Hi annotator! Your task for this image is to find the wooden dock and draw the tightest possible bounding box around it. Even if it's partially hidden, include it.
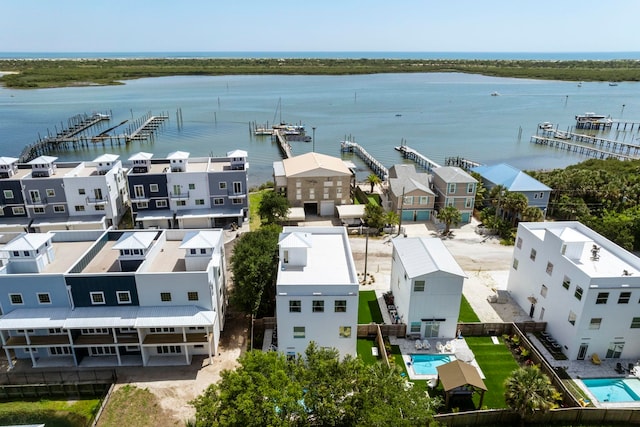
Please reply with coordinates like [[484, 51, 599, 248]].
[[394, 144, 441, 172], [125, 114, 169, 142], [340, 140, 388, 180], [530, 135, 638, 161], [445, 156, 482, 170], [538, 129, 640, 157], [273, 129, 293, 158], [613, 120, 640, 132]]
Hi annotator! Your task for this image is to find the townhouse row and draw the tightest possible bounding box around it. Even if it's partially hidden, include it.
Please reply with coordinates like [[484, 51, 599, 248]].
[[0, 149, 249, 232], [0, 228, 227, 368]]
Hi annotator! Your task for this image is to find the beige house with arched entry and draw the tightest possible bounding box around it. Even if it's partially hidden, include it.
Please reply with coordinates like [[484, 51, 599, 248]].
[[273, 153, 354, 217]]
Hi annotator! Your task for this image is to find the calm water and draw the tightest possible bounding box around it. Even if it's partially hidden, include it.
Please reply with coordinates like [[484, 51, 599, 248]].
[[1, 72, 639, 186]]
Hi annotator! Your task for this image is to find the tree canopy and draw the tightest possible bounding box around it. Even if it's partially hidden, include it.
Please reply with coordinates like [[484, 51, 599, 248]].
[[258, 190, 290, 224], [363, 202, 385, 232], [190, 343, 440, 427], [504, 366, 560, 427], [229, 225, 281, 316], [438, 205, 462, 235]]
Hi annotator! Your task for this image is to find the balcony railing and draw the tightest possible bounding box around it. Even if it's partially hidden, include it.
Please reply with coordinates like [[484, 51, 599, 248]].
[[170, 191, 189, 200], [86, 196, 108, 205]]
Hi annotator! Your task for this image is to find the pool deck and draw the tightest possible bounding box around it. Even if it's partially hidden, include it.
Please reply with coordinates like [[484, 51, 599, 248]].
[[390, 336, 485, 382]]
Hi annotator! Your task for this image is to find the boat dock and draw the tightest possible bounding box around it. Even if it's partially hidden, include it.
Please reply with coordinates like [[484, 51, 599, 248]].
[[124, 114, 169, 142], [340, 140, 388, 180], [613, 120, 640, 132], [530, 135, 638, 161], [394, 144, 441, 172], [273, 129, 293, 158], [537, 129, 640, 157], [445, 156, 482, 170]]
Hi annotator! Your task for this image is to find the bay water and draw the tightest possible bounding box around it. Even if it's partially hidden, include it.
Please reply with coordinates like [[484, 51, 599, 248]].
[[1, 72, 639, 187]]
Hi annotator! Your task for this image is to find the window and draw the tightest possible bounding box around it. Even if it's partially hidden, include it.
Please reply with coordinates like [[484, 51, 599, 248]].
[[195, 199, 205, 205], [187, 291, 199, 301], [150, 184, 159, 192], [28, 189, 41, 203], [516, 237, 522, 249], [562, 276, 571, 290], [596, 292, 609, 304], [530, 249, 537, 261], [309, 188, 315, 199], [589, 318, 602, 330], [78, 188, 86, 195], [81, 328, 109, 334], [219, 182, 227, 190], [289, 300, 301, 313], [413, 280, 425, 292], [335, 300, 347, 313], [214, 198, 224, 205], [157, 345, 182, 354], [465, 198, 473, 208], [133, 185, 145, 198], [512, 258, 519, 270], [574, 286, 583, 300], [95, 205, 105, 211], [116, 291, 131, 304], [189, 183, 195, 190], [200, 249, 206, 254], [75, 205, 85, 212], [233, 182, 242, 193], [618, 292, 631, 304], [9, 293, 23, 305], [540, 284, 548, 298], [136, 201, 148, 209], [467, 183, 475, 193], [568, 310, 577, 325], [37, 293, 51, 304], [339, 326, 352, 338], [232, 198, 243, 204], [49, 346, 72, 356], [33, 207, 45, 214], [546, 262, 553, 275], [160, 292, 172, 302], [3, 190, 13, 199], [312, 300, 324, 313], [419, 196, 429, 205], [12, 207, 25, 215], [156, 200, 168, 208], [46, 189, 55, 197], [150, 327, 175, 333], [176, 200, 186, 206], [410, 322, 421, 333], [90, 292, 105, 305], [448, 183, 456, 193], [293, 326, 305, 338], [49, 328, 64, 334], [403, 196, 414, 205], [54, 205, 65, 213], [631, 317, 640, 328]]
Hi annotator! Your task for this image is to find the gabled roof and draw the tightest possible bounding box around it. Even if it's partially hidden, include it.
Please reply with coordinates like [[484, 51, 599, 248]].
[[282, 152, 352, 177], [93, 154, 120, 163], [227, 149, 248, 158], [167, 151, 190, 160], [392, 237, 466, 278], [279, 231, 313, 248], [388, 164, 434, 197], [3, 233, 52, 252], [112, 232, 156, 250], [0, 156, 19, 165], [433, 166, 477, 184], [128, 152, 153, 161], [27, 155, 57, 165], [471, 163, 551, 192], [437, 360, 487, 392], [179, 231, 222, 250]]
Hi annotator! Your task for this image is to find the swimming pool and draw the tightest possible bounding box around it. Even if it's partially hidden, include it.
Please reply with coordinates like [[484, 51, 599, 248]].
[[582, 378, 640, 403], [410, 354, 455, 376]]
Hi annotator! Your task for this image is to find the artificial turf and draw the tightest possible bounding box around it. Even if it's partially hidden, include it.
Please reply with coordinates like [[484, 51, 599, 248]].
[[358, 290, 383, 324]]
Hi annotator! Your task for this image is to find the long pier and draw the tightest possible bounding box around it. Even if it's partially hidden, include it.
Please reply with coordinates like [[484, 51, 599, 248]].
[[273, 129, 293, 158], [538, 129, 640, 157], [125, 114, 169, 142], [530, 136, 637, 161], [340, 140, 388, 180], [445, 156, 482, 170], [394, 144, 441, 172]]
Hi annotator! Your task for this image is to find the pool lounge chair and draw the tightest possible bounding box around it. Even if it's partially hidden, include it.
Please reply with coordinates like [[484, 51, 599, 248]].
[[436, 341, 444, 353], [415, 339, 423, 350], [422, 340, 431, 350], [591, 353, 601, 365]]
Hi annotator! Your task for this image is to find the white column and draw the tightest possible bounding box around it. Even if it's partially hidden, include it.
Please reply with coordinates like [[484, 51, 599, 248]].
[[207, 326, 213, 365], [67, 330, 78, 366]]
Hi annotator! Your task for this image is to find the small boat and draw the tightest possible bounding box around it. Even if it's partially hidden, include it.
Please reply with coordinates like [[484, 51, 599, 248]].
[[609, 82, 619, 86], [577, 82, 583, 87], [539, 122, 554, 130], [554, 130, 571, 140], [490, 91, 500, 96]]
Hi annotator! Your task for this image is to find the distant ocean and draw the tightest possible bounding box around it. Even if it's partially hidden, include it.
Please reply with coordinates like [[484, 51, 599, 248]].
[[1, 51, 640, 60]]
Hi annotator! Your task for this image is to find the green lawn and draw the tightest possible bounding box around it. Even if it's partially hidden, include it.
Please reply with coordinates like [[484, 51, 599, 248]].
[[358, 290, 383, 324], [458, 295, 481, 323], [0, 398, 101, 427], [464, 336, 520, 409], [248, 190, 267, 230]]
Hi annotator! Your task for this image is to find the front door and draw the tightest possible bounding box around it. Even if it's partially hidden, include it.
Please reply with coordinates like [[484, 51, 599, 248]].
[[529, 303, 535, 318], [577, 343, 589, 360], [606, 342, 625, 359]]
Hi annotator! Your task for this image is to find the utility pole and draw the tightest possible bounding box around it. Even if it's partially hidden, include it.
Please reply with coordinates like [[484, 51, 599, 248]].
[[362, 227, 369, 284], [397, 186, 405, 237], [312, 127, 316, 152]]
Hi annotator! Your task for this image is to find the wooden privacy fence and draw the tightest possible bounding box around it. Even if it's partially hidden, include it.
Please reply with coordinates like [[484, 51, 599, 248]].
[[358, 323, 406, 338]]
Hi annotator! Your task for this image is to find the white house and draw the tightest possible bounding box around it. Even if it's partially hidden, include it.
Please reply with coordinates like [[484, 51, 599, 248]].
[[390, 238, 466, 339], [507, 221, 640, 361], [275, 227, 358, 358]]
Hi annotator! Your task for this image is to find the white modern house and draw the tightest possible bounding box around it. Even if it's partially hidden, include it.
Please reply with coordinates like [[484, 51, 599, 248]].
[[390, 238, 466, 339], [275, 227, 358, 358], [507, 221, 640, 361]]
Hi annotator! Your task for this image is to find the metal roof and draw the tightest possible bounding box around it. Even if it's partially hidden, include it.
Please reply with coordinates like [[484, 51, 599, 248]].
[[179, 230, 222, 249], [433, 166, 477, 183], [471, 163, 551, 192], [92, 154, 120, 163], [393, 237, 466, 278], [128, 152, 153, 161], [135, 305, 216, 328], [113, 232, 156, 250], [64, 306, 138, 329], [279, 231, 313, 248], [0, 156, 18, 165], [336, 204, 366, 219], [3, 233, 52, 252], [167, 151, 190, 159], [227, 149, 247, 158], [282, 152, 352, 177], [28, 155, 57, 165], [0, 307, 69, 330]]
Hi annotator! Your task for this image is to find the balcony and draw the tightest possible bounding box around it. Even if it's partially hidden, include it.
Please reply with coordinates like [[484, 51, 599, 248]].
[[86, 196, 108, 205], [170, 191, 189, 200]]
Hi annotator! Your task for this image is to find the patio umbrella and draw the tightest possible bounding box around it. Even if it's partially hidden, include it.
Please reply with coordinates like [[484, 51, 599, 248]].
[[455, 348, 475, 363]]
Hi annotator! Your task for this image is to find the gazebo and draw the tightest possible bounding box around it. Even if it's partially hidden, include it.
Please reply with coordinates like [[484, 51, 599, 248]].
[[436, 360, 487, 409]]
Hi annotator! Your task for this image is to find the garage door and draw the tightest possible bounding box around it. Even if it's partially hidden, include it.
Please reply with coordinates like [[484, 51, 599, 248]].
[[401, 210, 414, 221], [181, 217, 211, 229], [320, 200, 335, 216], [415, 210, 430, 221], [461, 212, 471, 223]]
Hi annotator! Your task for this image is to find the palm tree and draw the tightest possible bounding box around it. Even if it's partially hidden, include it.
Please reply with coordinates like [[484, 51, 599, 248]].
[[504, 366, 559, 427], [502, 192, 528, 226], [365, 174, 381, 193], [384, 211, 399, 232], [438, 205, 461, 235], [522, 206, 544, 222]]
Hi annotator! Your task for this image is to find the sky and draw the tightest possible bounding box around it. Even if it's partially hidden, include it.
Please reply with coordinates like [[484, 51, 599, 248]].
[[1, 0, 639, 53]]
